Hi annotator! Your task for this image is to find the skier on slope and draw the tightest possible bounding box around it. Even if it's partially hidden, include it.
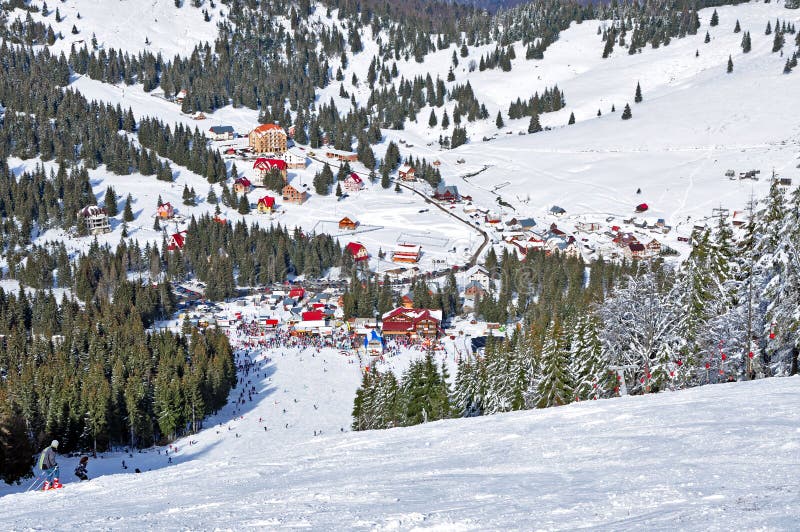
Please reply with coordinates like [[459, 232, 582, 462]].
[[74, 456, 89, 481], [38, 440, 61, 490]]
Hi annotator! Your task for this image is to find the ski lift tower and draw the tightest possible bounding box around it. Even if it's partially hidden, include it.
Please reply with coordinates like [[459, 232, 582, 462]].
[[608, 364, 638, 396]]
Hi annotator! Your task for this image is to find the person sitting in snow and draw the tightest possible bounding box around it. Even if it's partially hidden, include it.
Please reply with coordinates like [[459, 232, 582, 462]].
[[75, 456, 89, 481]]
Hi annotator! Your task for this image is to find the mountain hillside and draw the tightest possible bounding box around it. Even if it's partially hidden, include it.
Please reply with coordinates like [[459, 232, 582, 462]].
[[1, 1, 800, 527]]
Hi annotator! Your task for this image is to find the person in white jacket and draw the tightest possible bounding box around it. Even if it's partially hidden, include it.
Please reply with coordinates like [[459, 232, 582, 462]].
[[37, 440, 60, 489]]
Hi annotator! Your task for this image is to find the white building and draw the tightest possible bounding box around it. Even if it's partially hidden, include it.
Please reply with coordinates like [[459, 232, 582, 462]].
[[465, 265, 491, 290], [77, 206, 111, 235]]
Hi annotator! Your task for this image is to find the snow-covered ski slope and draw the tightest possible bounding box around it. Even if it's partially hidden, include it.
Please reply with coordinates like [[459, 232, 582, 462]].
[[9, 0, 224, 58], [1, 337, 798, 531]]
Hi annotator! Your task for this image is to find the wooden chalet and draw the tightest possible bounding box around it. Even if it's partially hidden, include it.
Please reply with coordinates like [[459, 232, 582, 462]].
[[324, 149, 358, 162], [645, 239, 662, 256], [338, 217, 358, 230], [464, 281, 486, 300], [398, 164, 416, 181], [392, 243, 421, 263], [380, 308, 442, 338]]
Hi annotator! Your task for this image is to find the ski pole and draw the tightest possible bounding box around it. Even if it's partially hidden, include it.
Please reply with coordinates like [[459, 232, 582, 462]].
[[26, 476, 44, 492]]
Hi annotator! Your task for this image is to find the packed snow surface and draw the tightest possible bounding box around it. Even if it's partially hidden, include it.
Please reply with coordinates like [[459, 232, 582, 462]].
[[12, 0, 224, 57], [1, 329, 798, 530]]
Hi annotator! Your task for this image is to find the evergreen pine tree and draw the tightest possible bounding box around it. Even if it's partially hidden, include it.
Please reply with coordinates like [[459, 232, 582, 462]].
[[535, 322, 573, 408], [741, 32, 752, 53], [495, 111, 504, 129], [527, 113, 542, 133], [710, 9, 719, 27], [123, 195, 134, 222], [621, 103, 632, 120], [238, 194, 250, 214], [428, 109, 438, 128], [567, 112, 575, 125], [104, 186, 119, 216], [727, 55, 734, 73], [380, 165, 391, 189], [772, 30, 785, 53]]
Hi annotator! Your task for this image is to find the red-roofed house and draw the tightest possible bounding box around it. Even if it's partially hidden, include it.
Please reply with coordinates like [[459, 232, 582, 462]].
[[301, 310, 325, 321], [625, 242, 647, 259], [346, 242, 369, 262], [157, 202, 174, 219], [257, 196, 276, 214], [233, 177, 252, 194], [288, 287, 305, 300], [381, 308, 442, 338], [253, 158, 288, 183], [344, 173, 364, 192], [398, 164, 416, 181], [167, 231, 187, 251]]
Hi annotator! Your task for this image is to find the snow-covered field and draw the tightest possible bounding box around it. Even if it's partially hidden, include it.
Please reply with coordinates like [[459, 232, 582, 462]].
[[11, 0, 224, 58], [1, 324, 797, 530]]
